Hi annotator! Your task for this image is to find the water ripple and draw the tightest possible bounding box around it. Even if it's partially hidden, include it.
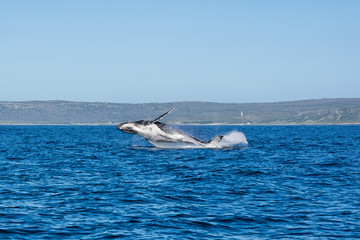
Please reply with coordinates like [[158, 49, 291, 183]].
[[0, 125, 359, 239]]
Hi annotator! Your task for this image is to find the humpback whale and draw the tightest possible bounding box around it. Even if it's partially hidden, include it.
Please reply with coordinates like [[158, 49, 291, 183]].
[[117, 107, 224, 148]]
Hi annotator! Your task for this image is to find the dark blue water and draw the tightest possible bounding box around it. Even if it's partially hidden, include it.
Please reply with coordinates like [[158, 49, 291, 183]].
[[0, 125, 359, 239]]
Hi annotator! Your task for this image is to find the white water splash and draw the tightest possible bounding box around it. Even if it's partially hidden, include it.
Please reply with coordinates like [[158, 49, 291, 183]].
[[218, 131, 248, 148]]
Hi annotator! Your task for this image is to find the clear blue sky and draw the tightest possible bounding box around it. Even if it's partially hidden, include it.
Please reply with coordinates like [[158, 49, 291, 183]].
[[1, 0, 359, 103]]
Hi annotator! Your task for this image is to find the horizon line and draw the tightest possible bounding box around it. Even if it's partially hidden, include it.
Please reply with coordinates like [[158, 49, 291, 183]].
[[1, 97, 359, 105]]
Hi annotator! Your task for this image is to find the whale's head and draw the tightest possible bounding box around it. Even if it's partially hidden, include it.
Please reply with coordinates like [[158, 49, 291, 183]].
[[117, 122, 138, 134], [117, 120, 149, 134]]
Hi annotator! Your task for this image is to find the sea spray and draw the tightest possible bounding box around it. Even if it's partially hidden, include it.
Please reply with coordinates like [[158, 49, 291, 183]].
[[219, 131, 248, 148]]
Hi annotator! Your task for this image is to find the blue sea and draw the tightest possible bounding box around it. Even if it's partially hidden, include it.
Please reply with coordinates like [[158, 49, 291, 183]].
[[0, 125, 359, 239]]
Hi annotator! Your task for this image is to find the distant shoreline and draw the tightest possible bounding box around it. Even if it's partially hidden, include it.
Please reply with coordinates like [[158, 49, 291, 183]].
[[1, 98, 360, 125], [1, 123, 360, 126]]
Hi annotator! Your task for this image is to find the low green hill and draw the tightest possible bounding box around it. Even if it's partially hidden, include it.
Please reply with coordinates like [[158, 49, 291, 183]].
[[0, 98, 359, 125]]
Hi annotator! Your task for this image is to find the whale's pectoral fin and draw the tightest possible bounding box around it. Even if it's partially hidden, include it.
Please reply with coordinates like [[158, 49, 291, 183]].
[[151, 107, 176, 123], [208, 135, 223, 144]]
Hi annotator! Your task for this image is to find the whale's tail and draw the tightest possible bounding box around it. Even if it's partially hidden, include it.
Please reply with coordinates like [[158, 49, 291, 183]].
[[207, 135, 223, 147], [206, 132, 248, 148], [209, 131, 248, 148]]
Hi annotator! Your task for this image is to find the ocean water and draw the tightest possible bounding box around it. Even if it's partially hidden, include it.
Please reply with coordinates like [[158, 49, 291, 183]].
[[0, 125, 359, 239]]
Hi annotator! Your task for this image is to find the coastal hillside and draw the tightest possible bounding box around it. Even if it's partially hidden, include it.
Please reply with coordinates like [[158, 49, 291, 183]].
[[0, 98, 359, 124]]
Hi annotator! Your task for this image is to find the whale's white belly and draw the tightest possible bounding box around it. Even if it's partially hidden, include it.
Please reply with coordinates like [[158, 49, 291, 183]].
[[139, 125, 203, 146]]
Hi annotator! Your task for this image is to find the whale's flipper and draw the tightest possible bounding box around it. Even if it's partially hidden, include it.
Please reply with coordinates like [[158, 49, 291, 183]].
[[152, 107, 176, 123], [208, 135, 223, 144]]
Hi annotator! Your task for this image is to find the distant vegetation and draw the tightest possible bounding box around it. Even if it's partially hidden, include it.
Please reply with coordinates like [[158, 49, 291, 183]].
[[0, 98, 360, 125]]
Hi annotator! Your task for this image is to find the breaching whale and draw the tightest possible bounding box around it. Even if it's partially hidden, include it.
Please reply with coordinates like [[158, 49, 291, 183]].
[[117, 107, 224, 148]]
